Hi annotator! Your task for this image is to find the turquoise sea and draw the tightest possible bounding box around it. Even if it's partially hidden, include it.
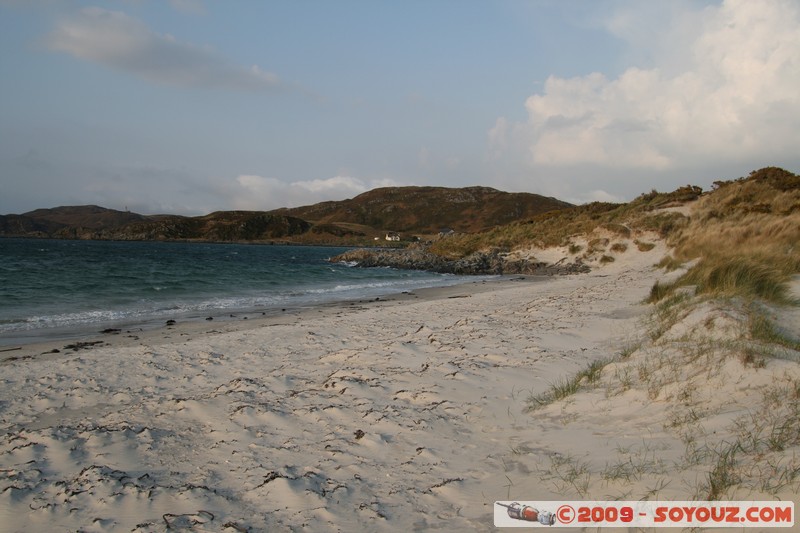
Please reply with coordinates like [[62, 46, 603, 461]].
[[0, 239, 478, 345]]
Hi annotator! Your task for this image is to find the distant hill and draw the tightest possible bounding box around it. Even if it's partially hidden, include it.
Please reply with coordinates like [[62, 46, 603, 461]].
[[273, 186, 572, 234], [0, 186, 571, 243], [0, 205, 145, 238], [0, 207, 314, 242], [21, 205, 148, 230]]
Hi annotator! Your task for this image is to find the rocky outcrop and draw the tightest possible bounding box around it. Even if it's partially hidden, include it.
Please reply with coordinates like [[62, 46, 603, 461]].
[[330, 246, 589, 276]]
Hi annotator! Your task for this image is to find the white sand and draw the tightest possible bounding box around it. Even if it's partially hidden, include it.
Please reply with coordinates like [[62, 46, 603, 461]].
[[1, 237, 798, 532]]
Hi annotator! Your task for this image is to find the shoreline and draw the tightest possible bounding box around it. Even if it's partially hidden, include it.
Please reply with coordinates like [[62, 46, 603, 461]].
[[0, 275, 542, 363], [0, 237, 500, 351]]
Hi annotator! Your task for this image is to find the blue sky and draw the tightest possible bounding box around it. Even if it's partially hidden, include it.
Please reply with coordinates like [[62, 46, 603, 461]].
[[1, 0, 798, 215]]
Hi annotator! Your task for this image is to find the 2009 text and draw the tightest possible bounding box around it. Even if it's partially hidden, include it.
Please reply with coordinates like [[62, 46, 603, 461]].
[[574, 505, 633, 523]]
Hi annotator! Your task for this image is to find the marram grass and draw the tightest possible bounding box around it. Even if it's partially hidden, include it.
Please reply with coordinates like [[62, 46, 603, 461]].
[[660, 257, 793, 304]]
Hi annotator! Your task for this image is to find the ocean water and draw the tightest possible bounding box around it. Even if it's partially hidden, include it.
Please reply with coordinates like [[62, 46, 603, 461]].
[[0, 238, 478, 345]]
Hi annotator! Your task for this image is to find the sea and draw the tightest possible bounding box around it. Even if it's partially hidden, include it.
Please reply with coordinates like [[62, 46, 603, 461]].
[[0, 238, 482, 346]]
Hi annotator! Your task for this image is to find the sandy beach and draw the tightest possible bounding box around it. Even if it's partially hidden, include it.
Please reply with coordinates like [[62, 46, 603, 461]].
[[1, 238, 798, 531]]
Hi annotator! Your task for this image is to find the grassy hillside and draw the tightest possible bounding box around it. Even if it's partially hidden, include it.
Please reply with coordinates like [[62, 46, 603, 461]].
[[417, 166, 799, 311], [427, 184, 701, 259], [652, 167, 800, 303]]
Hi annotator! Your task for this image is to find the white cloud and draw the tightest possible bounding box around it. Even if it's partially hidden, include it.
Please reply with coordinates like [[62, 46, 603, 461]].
[[46, 7, 280, 90], [487, 117, 509, 159], [229, 175, 400, 211], [499, 0, 800, 171]]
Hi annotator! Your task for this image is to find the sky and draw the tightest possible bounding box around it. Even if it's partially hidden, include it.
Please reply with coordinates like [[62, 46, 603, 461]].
[[1, 0, 799, 215]]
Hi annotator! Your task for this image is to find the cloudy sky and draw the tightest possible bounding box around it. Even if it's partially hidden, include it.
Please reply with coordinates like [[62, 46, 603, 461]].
[[1, 0, 798, 215]]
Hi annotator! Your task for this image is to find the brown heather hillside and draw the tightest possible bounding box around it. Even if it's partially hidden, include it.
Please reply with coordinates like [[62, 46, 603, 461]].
[[0, 213, 64, 237], [0, 206, 148, 239], [21, 205, 148, 230], [91, 212, 315, 242], [0, 207, 315, 242], [273, 186, 572, 234]]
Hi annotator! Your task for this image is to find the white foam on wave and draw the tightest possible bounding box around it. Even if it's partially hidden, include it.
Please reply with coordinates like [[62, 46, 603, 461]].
[[1, 273, 496, 337]]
